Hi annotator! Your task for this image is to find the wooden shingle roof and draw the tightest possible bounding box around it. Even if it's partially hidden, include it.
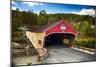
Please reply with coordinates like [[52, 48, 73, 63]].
[[27, 20, 78, 37], [27, 20, 63, 32]]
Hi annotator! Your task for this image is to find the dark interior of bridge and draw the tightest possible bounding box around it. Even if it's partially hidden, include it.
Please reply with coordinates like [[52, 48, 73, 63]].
[[44, 33, 75, 49]]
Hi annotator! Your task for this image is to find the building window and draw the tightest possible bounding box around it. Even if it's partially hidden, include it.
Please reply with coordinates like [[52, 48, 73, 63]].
[[60, 24, 66, 32], [38, 40, 42, 45]]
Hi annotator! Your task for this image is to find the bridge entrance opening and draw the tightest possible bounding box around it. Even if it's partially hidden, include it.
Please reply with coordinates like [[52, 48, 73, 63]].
[[44, 33, 75, 49]]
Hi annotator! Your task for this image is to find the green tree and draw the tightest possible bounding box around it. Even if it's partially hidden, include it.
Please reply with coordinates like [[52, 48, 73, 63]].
[[74, 21, 95, 37], [37, 10, 48, 25]]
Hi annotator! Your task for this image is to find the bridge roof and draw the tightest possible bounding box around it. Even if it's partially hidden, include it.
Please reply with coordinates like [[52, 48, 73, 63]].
[[28, 20, 78, 36]]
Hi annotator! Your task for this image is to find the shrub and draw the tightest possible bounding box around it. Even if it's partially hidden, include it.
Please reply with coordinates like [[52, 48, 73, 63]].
[[74, 38, 95, 49], [12, 31, 27, 44]]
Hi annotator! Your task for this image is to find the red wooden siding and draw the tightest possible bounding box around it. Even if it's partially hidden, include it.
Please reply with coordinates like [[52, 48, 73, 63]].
[[45, 21, 77, 37]]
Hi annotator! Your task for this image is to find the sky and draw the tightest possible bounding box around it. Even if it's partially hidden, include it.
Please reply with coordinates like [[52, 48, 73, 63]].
[[11, 1, 96, 16]]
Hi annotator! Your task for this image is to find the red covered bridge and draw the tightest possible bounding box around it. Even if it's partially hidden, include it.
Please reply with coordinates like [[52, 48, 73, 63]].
[[26, 20, 78, 60]]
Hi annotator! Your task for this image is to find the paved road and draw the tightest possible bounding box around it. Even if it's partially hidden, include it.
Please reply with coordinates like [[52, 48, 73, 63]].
[[13, 46, 96, 66]]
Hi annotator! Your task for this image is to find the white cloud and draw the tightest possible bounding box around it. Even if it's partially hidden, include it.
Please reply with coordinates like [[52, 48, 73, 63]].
[[11, 6, 24, 12], [23, 2, 43, 6], [19, 9, 24, 12], [11, 1, 17, 5], [11, 6, 17, 10], [71, 8, 95, 17]]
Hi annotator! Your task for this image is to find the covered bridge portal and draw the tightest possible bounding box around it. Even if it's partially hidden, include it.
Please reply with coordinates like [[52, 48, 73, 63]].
[[26, 20, 78, 61]]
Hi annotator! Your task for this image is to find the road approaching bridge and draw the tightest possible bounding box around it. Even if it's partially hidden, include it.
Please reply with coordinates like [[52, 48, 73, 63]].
[[13, 47, 96, 66]]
